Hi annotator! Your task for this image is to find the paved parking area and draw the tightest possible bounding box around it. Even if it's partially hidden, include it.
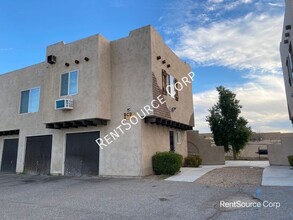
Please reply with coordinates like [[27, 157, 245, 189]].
[[0, 173, 292, 219]]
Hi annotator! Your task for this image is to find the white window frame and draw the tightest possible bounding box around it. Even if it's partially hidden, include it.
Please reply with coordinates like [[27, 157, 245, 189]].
[[19, 87, 41, 114], [167, 74, 176, 99], [60, 69, 79, 97]]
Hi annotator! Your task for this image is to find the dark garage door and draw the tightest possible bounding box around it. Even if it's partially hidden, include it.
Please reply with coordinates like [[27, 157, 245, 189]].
[[24, 135, 52, 175], [1, 139, 19, 173], [65, 131, 99, 176]]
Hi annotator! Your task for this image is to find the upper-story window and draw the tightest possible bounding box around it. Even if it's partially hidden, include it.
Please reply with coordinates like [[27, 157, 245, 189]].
[[60, 70, 78, 96], [20, 87, 40, 114], [162, 70, 179, 101], [287, 53, 293, 87]]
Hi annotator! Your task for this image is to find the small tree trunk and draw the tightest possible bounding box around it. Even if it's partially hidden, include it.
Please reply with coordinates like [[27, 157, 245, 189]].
[[232, 147, 237, 160]]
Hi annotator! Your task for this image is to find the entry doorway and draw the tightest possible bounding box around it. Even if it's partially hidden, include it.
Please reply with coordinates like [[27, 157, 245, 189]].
[[170, 131, 175, 152]]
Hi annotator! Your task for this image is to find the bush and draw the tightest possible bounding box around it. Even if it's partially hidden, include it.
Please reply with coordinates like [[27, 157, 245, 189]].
[[288, 155, 293, 167], [184, 155, 202, 167], [152, 152, 183, 175]]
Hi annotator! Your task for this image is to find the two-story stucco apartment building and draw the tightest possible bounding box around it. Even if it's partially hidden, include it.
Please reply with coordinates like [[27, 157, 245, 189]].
[[0, 26, 194, 176]]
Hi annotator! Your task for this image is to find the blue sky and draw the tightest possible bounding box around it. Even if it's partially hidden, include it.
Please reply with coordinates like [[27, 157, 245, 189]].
[[0, 0, 291, 132]]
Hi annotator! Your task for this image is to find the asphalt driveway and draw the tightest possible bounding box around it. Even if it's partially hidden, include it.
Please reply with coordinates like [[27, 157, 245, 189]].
[[0, 173, 292, 220]]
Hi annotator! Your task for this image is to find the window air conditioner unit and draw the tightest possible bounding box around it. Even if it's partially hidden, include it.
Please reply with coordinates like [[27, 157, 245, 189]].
[[55, 99, 73, 110]]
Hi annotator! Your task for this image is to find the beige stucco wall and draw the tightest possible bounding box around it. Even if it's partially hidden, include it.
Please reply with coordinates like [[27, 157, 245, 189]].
[[150, 26, 194, 126], [99, 26, 154, 176], [187, 131, 225, 165], [268, 137, 293, 165], [44, 34, 112, 123], [140, 26, 193, 176], [141, 123, 187, 176], [0, 63, 52, 173]]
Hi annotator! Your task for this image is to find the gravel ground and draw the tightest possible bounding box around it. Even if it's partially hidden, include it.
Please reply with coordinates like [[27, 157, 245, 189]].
[[195, 166, 263, 187]]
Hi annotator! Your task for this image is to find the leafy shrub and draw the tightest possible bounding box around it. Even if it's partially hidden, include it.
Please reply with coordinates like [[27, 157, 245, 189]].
[[288, 155, 293, 167], [152, 152, 183, 175], [184, 155, 202, 167]]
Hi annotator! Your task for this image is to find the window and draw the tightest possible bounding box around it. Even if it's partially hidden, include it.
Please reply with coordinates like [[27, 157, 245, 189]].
[[20, 87, 40, 114], [176, 131, 182, 144], [162, 70, 179, 101], [167, 74, 179, 101], [60, 70, 78, 96], [287, 54, 293, 87], [162, 70, 167, 95]]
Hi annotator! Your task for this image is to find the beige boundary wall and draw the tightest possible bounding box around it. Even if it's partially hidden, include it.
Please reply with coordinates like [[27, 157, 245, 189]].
[[268, 137, 293, 165], [187, 131, 225, 165]]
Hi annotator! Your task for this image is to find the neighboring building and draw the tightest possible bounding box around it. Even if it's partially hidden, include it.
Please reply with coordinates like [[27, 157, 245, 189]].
[[0, 26, 194, 176], [281, 0, 293, 124], [200, 132, 293, 164]]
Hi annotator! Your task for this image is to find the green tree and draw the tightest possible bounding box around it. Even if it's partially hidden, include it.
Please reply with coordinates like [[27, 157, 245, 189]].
[[206, 86, 252, 160]]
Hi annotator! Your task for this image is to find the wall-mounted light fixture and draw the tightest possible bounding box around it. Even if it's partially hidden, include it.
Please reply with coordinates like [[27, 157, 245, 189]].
[[162, 60, 166, 64], [170, 107, 176, 112], [285, 39, 289, 44], [167, 64, 171, 68], [157, 56, 161, 60], [65, 62, 70, 67], [75, 60, 79, 64], [84, 57, 90, 62], [285, 32, 290, 37], [286, 25, 291, 30]]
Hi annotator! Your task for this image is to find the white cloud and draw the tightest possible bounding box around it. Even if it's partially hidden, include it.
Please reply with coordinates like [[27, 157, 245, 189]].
[[205, 0, 253, 12], [174, 12, 283, 73], [208, 0, 224, 3]]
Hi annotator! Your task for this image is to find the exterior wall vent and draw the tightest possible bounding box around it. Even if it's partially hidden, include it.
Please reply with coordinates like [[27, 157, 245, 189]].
[[47, 55, 56, 64], [55, 99, 73, 110]]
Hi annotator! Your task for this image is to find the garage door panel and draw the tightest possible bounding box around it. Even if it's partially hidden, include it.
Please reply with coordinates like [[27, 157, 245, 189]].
[[65, 132, 99, 176], [1, 139, 18, 173], [24, 135, 52, 175]]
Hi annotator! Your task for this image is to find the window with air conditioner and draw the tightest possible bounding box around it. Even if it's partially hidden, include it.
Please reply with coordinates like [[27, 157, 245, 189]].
[[60, 70, 78, 96], [20, 87, 40, 114]]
